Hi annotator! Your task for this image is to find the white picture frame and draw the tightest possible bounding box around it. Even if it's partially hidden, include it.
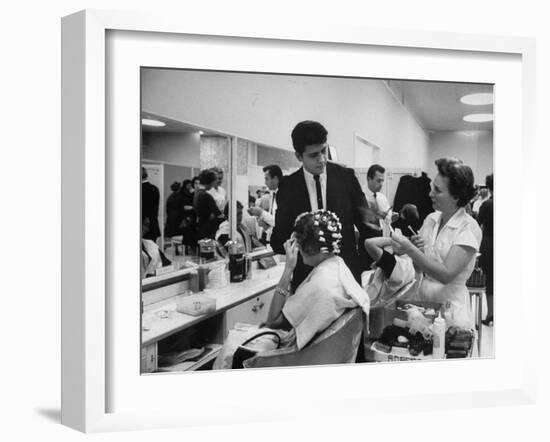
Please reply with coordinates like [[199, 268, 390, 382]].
[[61, 9, 537, 433]]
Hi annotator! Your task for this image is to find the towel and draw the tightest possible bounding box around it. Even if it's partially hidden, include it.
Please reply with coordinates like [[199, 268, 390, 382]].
[[283, 256, 369, 350], [367, 253, 416, 308]]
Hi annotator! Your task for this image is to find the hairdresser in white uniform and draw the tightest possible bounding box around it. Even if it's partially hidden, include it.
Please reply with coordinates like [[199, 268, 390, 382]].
[[390, 158, 481, 328]]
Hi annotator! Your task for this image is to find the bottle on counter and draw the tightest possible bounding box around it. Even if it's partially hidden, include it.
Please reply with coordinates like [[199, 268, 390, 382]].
[[432, 311, 446, 359], [227, 241, 246, 282]]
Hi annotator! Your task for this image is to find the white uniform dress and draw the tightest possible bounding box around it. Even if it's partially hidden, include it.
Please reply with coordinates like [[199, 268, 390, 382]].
[[413, 208, 482, 328]]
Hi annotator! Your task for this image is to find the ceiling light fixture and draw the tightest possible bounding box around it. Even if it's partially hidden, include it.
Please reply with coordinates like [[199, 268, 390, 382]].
[[460, 93, 494, 105], [142, 118, 166, 127], [198, 130, 204, 135], [463, 113, 493, 123]]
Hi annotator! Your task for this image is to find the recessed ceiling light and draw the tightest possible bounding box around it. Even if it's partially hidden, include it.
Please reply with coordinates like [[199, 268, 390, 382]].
[[463, 113, 493, 123], [142, 118, 165, 127], [460, 93, 494, 105]]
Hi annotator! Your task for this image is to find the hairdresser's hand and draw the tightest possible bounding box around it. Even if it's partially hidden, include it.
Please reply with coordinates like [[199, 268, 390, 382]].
[[411, 234, 426, 251], [283, 234, 299, 271], [391, 228, 414, 255]]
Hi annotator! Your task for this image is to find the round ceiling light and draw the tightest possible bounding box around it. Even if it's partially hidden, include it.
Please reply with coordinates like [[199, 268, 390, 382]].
[[463, 113, 493, 123], [142, 118, 166, 127], [460, 93, 494, 105]]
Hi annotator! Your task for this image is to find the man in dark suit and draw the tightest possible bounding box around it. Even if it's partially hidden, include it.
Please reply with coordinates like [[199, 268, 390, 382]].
[[271, 121, 372, 291], [141, 167, 161, 242]]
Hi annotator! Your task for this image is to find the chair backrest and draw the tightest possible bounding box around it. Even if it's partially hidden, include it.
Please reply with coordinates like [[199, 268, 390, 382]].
[[243, 308, 364, 369]]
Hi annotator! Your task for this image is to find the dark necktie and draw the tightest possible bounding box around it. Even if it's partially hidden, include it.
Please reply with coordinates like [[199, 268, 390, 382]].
[[314, 175, 323, 210]]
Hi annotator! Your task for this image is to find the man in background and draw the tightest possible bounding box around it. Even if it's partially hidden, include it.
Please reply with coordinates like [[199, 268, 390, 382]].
[[248, 164, 283, 244], [359, 164, 394, 269], [141, 167, 161, 242]]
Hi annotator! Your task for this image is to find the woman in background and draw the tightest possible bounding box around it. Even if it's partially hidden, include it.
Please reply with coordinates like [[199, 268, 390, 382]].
[[477, 173, 494, 325], [165, 181, 184, 238], [193, 169, 223, 240]]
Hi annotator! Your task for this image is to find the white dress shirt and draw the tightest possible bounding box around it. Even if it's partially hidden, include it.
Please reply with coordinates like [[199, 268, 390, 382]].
[[365, 187, 392, 235], [303, 168, 327, 211], [207, 186, 227, 212], [256, 190, 277, 241]]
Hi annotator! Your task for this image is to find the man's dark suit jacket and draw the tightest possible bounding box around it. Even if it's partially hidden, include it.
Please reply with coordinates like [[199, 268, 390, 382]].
[[142, 181, 161, 241], [271, 161, 371, 291]]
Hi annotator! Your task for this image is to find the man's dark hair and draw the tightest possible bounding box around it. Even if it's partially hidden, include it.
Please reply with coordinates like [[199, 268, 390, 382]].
[[367, 164, 385, 179], [291, 120, 328, 155], [262, 164, 283, 181], [435, 157, 476, 207]]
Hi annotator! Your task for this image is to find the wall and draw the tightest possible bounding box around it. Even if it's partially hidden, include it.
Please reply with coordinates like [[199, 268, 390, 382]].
[[142, 131, 201, 167], [428, 130, 494, 185], [142, 69, 430, 171]]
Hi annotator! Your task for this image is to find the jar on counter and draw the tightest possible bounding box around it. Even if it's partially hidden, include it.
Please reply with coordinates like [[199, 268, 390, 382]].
[[198, 238, 216, 262]]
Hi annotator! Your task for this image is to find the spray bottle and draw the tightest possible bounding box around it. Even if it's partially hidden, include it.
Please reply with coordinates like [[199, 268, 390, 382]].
[[432, 311, 446, 359]]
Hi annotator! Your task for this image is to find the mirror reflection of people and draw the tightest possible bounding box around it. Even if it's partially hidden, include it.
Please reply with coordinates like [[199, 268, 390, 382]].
[[391, 157, 481, 328], [216, 201, 263, 253], [191, 176, 201, 193], [141, 216, 171, 278], [194, 169, 223, 241], [271, 120, 373, 291], [165, 181, 184, 238], [141, 167, 161, 242], [248, 164, 283, 243], [208, 167, 227, 213]]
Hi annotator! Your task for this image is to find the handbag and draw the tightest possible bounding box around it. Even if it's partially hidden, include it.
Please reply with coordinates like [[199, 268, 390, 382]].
[[231, 331, 281, 369]]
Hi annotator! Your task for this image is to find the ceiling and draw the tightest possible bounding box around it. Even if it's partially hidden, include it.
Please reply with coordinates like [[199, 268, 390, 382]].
[[385, 79, 494, 132], [142, 79, 494, 135], [141, 113, 221, 136]]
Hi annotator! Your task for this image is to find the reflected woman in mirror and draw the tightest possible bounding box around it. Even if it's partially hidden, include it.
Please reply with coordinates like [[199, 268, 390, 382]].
[[193, 169, 223, 241]]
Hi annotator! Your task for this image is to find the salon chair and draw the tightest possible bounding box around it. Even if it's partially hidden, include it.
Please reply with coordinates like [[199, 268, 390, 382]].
[[242, 308, 365, 369]]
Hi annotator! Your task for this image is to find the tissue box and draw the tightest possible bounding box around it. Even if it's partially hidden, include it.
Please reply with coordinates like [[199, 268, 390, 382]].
[[176, 294, 216, 316]]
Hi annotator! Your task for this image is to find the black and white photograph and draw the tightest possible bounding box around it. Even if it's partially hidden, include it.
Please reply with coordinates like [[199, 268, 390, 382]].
[[140, 68, 494, 373]]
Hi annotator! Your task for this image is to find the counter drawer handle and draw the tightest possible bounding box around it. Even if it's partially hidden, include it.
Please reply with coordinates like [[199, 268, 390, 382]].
[[251, 301, 265, 312]]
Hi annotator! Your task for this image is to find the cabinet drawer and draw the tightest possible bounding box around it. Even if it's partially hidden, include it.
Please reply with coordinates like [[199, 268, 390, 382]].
[[224, 290, 274, 336]]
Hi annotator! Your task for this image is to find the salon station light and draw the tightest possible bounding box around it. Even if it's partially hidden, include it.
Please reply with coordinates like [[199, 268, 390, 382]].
[[142, 118, 166, 127], [463, 113, 493, 123], [460, 93, 494, 105]]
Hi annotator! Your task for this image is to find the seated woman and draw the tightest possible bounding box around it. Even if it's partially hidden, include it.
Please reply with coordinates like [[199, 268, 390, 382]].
[[264, 210, 370, 349], [213, 210, 370, 369], [390, 157, 481, 328]]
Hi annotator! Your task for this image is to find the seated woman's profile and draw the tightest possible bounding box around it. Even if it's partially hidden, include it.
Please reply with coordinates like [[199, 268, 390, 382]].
[[214, 210, 370, 369]]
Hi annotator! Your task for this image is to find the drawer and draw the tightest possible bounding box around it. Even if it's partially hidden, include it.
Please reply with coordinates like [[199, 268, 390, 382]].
[[224, 290, 274, 336]]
